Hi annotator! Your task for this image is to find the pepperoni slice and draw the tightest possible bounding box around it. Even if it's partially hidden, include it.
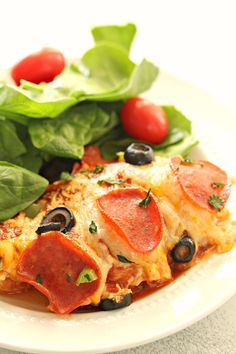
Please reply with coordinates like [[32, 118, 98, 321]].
[[170, 156, 231, 213], [16, 231, 101, 314], [97, 188, 163, 253]]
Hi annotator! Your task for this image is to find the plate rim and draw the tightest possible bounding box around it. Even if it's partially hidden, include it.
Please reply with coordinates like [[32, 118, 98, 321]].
[[0, 71, 236, 354]]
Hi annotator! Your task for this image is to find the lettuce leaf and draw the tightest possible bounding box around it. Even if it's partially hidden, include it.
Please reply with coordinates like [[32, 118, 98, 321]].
[[91, 23, 136, 52], [0, 23, 198, 221], [0, 23, 158, 118], [0, 83, 76, 118]]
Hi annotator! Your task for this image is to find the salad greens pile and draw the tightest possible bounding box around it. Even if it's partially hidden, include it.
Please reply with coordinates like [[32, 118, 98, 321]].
[[0, 23, 198, 221]]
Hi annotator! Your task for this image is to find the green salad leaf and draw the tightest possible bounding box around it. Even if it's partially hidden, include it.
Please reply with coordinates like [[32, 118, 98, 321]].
[[0, 83, 76, 118], [0, 161, 48, 220], [28, 103, 119, 159], [52, 46, 158, 102], [91, 23, 136, 52], [98, 106, 198, 160], [0, 118, 26, 160], [0, 118, 42, 172], [14, 124, 43, 173], [0, 23, 157, 118], [0, 23, 198, 221]]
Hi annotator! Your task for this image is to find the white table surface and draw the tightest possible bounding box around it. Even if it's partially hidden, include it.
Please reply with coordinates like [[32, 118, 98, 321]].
[[0, 1, 235, 353]]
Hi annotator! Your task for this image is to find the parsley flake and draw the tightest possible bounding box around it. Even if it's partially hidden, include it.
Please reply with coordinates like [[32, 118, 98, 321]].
[[97, 179, 126, 185], [197, 163, 204, 167], [80, 164, 104, 174], [36, 274, 43, 284], [183, 159, 203, 167], [65, 273, 71, 283], [212, 182, 225, 188], [208, 194, 224, 212], [117, 255, 134, 264], [75, 268, 97, 286], [139, 189, 151, 208], [183, 158, 193, 164], [89, 220, 97, 234]]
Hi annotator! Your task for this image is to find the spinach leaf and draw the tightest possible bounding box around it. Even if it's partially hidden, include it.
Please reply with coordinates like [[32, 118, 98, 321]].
[[91, 23, 136, 52], [1, 120, 42, 172], [98, 106, 198, 159], [0, 118, 42, 172], [0, 118, 26, 160], [14, 152, 43, 174], [14, 124, 43, 173], [0, 161, 48, 220], [28, 103, 119, 159]]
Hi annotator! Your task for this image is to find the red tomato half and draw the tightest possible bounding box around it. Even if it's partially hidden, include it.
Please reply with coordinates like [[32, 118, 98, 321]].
[[11, 48, 65, 85], [120, 97, 169, 144]]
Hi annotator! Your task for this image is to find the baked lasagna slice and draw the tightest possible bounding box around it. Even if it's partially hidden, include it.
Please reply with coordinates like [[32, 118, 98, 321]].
[[0, 148, 235, 314]]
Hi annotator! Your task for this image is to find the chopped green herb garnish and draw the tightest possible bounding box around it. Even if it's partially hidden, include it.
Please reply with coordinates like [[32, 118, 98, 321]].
[[117, 255, 134, 263], [208, 194, 224, 212], [97, 179, 126, 185], [80, 164, 104, 174], [94, 164, 105, 173], [139, 188, 151, 207], [60, 171, 76, 180], [75, 267, 97, 286], [212, 182, 225, 188], [65, 273, 71, 283], [183, 159, 203, 167], [89, 220, 97, 234], [36, 274, 43, 284], [24, 203, 41, 219], [197, 163, 204, 167], [183, 158, 193, 164]]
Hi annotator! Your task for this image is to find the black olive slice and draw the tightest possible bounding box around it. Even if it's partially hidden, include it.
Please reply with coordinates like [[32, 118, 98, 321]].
[[171, 236, 196, 263], [36, 222, 61, 235], [124, 143, 154, 166], [99, 294, 132, 311], [38, 207, 75, 234]]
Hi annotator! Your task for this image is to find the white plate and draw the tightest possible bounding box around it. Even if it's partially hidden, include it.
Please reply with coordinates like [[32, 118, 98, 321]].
[[0, 72, 236, 354]]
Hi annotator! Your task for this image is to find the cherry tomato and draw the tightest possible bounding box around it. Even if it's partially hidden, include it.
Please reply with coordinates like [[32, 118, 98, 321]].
[[120, 97, 169, 144], [11, 48, 66, 86]]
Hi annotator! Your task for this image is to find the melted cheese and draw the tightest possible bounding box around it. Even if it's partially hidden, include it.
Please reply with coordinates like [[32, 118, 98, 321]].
[[0, 157, 235, 306]]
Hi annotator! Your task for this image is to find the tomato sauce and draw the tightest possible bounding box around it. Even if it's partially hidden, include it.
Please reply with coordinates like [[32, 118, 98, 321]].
[[0, 244, 215, 313]]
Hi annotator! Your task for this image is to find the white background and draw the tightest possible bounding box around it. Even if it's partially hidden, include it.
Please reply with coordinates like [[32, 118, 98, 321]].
[[0, 0, 235, 111], [0, 1, 235, 353]]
